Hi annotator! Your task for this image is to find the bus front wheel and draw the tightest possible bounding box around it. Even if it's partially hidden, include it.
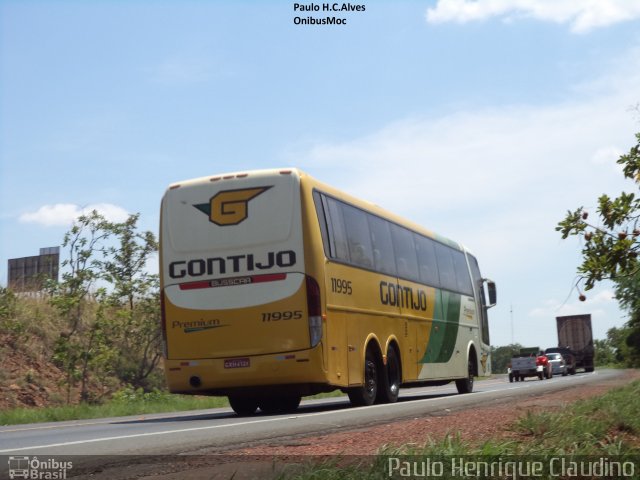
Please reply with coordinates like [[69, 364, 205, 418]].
[[347, 349, 378, 407], [455, 357, 475, 394]]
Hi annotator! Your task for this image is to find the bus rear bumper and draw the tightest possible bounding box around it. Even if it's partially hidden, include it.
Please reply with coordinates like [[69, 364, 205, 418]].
[[164, 346, 327, 396]]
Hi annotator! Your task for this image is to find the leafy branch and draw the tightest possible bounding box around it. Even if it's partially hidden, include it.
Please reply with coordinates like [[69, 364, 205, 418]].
[[557, 132, 640, 294]]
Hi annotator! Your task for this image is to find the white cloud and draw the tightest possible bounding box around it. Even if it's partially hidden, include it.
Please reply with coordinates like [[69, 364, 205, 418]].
[[19, 203, 130, 227], [526, 289, 621, 342], [293, 42, 640, 215], [425, 0, 640, 33], [295, 92, 638, 226], [591, 146, 625, 175], [529, 289, 616, 319]]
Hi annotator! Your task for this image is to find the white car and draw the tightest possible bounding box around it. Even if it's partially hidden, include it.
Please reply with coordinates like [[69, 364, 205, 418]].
[[547, 352, 568, 376]]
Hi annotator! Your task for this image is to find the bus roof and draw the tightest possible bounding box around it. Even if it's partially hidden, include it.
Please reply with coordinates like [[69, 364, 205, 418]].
[[164, 167, 466, 253]]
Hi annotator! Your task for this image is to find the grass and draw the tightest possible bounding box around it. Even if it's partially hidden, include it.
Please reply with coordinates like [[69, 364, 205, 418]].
[[0, 386, 346, 426], [281, 379, 640, 479], [0, 388, 230, 425]]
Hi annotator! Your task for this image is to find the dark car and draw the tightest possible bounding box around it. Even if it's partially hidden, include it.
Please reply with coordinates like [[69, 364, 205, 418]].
[[545, 347, 576, 375]]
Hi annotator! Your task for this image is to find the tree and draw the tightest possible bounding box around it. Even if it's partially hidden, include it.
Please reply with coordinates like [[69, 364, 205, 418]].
[[48, 211, 115, 402], [602, 326, 636, 366], [557, 131, 640, 365], [611, 272, 640, 366], [49, 211, 163, 402], [100, 214, 158, 310], [98, 214, 162, 390], [593, 338, 616, 366], [491, 343, 523, 373]]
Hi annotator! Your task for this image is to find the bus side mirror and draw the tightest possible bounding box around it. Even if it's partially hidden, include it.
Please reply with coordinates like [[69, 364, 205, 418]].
[[485, 280, 497, 308]]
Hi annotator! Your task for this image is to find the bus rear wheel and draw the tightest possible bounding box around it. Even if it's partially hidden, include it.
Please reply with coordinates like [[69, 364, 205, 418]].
[[376, 346, 401, 404], [347, 349, 378, 407], [228, 396, 258, 416]]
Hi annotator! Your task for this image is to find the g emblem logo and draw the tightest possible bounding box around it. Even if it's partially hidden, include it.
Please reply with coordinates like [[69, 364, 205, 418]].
[[194, 187, 272, 226]]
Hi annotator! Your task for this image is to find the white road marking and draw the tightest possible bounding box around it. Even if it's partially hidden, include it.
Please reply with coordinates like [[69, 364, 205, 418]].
[[0, 387, 506, 453]]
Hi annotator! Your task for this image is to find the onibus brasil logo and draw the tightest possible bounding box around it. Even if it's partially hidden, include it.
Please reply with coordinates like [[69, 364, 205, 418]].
[[8, 456, 72, 479]]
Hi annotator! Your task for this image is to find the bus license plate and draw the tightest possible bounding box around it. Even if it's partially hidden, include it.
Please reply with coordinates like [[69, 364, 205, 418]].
[[224, 358, 250, 369]]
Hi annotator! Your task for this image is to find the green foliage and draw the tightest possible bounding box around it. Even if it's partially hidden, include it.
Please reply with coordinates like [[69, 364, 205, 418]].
[[604, 326, 640, 368], [0, 389, 229, 426], [612, 270, 640, 367], [0, 287, 17, 319], [96, 213, 162, 390], [100, 213, 158, 308], [490, 343, 523, 373], [110, 385, 168, 404], [0, 287, 23, 336], [593, 338, 617, 366], [2, 210, 163, 407], [41, 210, 163, 403]]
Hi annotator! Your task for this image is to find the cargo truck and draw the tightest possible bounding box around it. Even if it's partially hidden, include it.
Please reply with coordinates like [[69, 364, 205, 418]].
[[546, 314, 594, 373]]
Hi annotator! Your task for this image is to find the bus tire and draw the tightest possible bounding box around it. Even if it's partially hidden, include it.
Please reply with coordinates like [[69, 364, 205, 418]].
[[455, 357, 475, 394], [228, 396, 258, 416], [258, 395, 301, 414], [377, 345, 401, 404], [347, 348, 378, 407]]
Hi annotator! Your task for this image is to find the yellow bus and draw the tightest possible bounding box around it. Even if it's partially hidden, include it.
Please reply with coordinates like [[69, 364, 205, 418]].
[[160, 168, 496, 415]]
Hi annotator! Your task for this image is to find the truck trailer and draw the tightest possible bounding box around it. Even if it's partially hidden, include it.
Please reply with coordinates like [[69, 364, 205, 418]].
[[547, 314, 595, 373]]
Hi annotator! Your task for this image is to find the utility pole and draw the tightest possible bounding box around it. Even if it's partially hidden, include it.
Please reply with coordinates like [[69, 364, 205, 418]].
[[510, 304, 514, 344]]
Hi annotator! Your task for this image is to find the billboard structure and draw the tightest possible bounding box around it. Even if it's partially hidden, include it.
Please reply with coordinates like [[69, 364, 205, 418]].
[[7, 247, 60, 292]]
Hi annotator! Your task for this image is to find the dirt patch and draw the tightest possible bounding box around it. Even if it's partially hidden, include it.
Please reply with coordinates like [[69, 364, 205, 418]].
[[0, 333, 70, 409]]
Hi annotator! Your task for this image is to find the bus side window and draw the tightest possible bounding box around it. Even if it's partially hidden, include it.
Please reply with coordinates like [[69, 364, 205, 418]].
[[390, 224, 419, 282], [452, 250, 473, 296], [368, 214, 396, 276], [314, 191, 331, 259], [468, 254, 491, 345], [414, 234, 440, 288], [434, 242, 457, 292], [325, 197, 350, 262], [342, 203, 374, 268]]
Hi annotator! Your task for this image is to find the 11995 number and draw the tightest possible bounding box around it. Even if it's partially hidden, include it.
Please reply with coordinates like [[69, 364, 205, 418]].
[[262, 310, 302, 322], [331, 277, 352, 295]]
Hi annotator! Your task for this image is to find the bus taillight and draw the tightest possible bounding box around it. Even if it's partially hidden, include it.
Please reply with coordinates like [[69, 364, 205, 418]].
[[306, 275, 322, 347], [160, 290, 168, 358]]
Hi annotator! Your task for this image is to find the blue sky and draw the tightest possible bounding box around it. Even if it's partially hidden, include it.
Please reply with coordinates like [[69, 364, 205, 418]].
[[2, 0, 640, 348]]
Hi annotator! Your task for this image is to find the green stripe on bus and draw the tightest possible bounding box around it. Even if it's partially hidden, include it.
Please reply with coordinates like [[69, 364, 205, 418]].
[[436, 291, 461, 362], [420, 290, 461, 364]]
